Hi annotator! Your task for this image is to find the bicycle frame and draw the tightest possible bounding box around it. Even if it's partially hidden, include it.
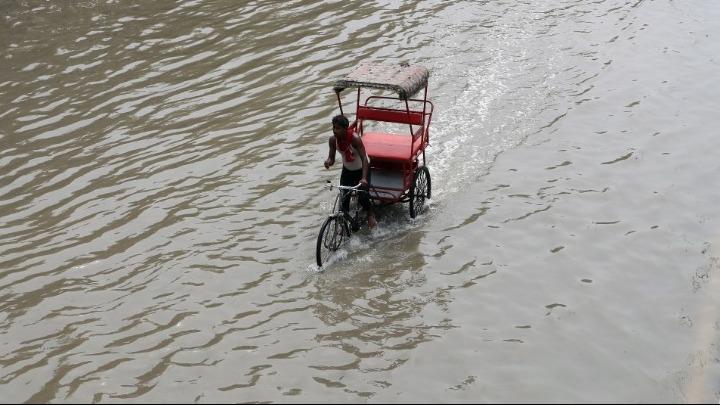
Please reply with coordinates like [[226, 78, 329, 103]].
[[328, 183, 367, 232]]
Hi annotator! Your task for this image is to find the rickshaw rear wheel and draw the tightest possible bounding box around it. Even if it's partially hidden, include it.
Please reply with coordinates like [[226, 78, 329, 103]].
[[316, 215, 349, 267], [409, 166, 431, 218]]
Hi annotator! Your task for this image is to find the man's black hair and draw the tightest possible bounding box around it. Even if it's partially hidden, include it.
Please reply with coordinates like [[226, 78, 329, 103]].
[[332, 114, 349, 128]]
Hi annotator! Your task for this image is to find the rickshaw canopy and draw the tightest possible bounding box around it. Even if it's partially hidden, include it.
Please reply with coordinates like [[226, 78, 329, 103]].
[[333, 61, 430, 99]]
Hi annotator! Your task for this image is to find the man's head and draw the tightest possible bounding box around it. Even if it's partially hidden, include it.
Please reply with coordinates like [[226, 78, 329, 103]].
[[332, 114, 349, 128], [332, 114, 349, 138]]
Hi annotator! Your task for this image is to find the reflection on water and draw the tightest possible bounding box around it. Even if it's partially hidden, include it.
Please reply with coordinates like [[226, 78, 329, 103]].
[[1, 0, 720, 402]]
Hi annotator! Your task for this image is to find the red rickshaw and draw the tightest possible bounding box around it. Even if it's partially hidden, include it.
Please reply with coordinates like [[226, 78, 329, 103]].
[[317, 61, 434, 267]]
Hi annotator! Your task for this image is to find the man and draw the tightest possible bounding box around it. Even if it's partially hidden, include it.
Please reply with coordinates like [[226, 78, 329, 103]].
[[324, 114, 377, 229]]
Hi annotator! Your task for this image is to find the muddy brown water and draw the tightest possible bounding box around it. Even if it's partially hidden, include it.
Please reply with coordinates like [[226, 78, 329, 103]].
[[1, 0, 719, 402]]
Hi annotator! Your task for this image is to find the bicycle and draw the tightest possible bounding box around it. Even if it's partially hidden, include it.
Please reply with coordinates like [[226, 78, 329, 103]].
[[316, 182, 370, 268]]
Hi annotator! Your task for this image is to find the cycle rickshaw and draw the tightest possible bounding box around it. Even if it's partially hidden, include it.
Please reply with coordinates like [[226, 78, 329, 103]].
[[316, 61, 434, 267]]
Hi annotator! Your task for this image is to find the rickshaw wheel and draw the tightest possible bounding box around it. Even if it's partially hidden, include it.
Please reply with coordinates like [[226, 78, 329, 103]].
[[316, 215, 349, 267], [409, 166, 431, 218]]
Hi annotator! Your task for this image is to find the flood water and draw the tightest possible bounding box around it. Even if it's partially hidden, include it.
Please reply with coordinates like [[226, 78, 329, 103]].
[[2, 0, 720, 402]]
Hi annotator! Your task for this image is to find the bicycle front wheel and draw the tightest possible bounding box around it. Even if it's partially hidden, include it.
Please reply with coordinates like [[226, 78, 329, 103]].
[[316, 215, 349, 267]]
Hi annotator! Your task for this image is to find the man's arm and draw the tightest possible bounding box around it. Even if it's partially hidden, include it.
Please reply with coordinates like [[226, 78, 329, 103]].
[[324, 136, 336, 169], [352, 135, 370, 186]]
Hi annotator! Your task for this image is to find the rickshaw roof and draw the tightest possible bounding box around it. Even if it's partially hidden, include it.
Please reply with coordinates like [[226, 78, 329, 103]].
[[333, 62, 429, 99]]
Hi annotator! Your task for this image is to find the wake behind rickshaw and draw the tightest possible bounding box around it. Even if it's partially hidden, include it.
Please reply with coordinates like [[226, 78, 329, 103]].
[[316, 61, 435, 267]]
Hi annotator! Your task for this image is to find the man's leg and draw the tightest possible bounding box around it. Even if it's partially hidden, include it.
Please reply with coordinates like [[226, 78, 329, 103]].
[[339, 167, 356, 214], [359, 171, 377, 229]]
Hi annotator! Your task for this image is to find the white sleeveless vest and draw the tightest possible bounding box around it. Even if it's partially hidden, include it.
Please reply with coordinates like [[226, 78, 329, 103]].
[[337, 140, 367, 171]]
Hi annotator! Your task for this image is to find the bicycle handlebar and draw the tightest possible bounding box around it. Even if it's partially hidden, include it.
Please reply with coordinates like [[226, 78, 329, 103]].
[[325, 182, 369, 194]]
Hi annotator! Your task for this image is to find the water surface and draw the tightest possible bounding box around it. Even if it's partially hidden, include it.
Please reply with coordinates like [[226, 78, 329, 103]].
[[1, 0, 719, 402]]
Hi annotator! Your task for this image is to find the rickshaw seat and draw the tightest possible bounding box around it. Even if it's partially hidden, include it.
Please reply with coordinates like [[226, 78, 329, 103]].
[[362, 130, 425, 162]]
